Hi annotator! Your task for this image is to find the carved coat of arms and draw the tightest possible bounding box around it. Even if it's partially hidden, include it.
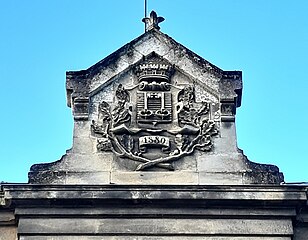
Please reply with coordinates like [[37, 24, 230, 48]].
[[91, 54, 218, 171]]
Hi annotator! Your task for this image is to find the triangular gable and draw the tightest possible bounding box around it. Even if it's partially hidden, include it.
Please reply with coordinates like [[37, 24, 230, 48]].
[[66, 29, 225, 107]]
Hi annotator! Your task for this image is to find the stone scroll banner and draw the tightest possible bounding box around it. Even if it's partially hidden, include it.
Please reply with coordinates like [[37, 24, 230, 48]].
[[139, 135, 170, 153]]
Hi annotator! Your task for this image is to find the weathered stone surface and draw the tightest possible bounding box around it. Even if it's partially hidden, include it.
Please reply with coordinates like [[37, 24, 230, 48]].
[[0, 226, 17, 240], [294, 227, 308, 240], [111, 171, 198, 185], [3, 185, 306, 202], [0, 210, 16, 240], [1, 184, 306, 239], [20, 237, 292, 240], [294, 209, 308, 240], [1, 10, 307, 240], [20, 235, 291, 240], [0, 210, 15, 223], [18, 218, 293, 235], [15, 207, 296, 217], [28, 26, 283, 184], [199, 172, 244, 185]]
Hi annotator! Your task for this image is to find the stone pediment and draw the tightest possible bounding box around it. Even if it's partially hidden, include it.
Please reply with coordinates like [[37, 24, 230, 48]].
[[3, 11, 307, 240], [29, 24, 283, 185], [66, 29, 241, 113]]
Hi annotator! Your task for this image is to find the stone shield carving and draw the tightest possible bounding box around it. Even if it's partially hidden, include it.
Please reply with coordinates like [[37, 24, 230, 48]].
[[91, 55, 218, 171]]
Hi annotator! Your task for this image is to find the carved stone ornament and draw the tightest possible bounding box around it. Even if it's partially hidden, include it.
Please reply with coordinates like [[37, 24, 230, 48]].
[[142, 11, 165, 32], [91, 56, 218, 171]]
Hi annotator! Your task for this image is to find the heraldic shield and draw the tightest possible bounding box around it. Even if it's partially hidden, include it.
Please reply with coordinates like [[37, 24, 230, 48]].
[[91, 52, 219, 171]]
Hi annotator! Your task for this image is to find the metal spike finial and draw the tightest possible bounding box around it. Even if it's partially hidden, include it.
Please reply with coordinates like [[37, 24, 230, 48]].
[[142, 11, 165, 32]]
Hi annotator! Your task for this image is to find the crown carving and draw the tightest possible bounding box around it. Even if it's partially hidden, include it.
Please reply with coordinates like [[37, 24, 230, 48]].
[[135, 56, 174, 82]]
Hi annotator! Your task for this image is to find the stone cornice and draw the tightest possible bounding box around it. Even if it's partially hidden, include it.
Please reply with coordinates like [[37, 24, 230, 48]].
[[1, 184, 307, 208]]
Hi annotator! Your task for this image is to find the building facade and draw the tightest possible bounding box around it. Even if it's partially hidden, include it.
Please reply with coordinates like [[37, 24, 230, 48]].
[[1, 11, 307, 240]]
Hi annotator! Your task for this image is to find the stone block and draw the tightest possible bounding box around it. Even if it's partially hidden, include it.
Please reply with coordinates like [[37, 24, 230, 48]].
[[199, 172, 243, 185], [18, 218, 293, 235], [0, 211, 15, 223], [0, 226, 17, 240], [294, 226, 308, 240], [65, 171, 110, 184], [20, 237, 292, 240], [197, 153, 247, 172], [71, 136, 95, 154], [15, 206, 296, 218], [213, 122, 238, 152], [110, 171, 198, 185], [62, 152, 113, 172], [73, 121, 91, 138]]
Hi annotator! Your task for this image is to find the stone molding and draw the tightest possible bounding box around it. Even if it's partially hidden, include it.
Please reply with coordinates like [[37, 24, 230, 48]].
[[2, 184, 307, 204], [1, 184, 307, 239]]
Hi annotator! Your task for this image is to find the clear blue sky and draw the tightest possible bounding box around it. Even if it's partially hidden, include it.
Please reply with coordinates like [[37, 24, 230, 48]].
[[0, 0, 307, 183]]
